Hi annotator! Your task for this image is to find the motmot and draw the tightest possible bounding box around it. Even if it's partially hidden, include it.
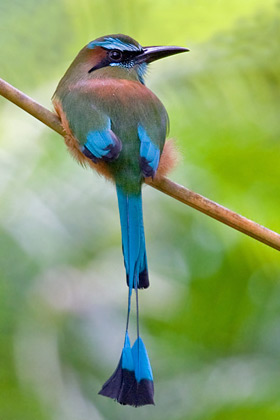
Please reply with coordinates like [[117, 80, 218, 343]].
[[53, 34, 188, 407]]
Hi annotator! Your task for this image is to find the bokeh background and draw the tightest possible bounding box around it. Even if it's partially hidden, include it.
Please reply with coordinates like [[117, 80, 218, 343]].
[[1, 1, 280, 419]]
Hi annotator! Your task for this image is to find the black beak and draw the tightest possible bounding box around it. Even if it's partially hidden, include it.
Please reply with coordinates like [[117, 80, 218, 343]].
[[135, 45, 189, 65]]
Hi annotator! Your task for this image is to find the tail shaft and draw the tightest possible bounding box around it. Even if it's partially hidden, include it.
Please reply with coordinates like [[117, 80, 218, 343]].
[[116, 186, 149, 290]]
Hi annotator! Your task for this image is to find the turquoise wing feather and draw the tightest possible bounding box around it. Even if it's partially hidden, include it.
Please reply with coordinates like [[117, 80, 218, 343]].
[[138, 124, 160, 178], [83, 123, 122, 163], [58, 90, 122, 163]]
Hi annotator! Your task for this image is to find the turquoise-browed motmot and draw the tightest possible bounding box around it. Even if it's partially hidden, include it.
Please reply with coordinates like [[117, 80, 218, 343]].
[[53, 34, 188, 407]]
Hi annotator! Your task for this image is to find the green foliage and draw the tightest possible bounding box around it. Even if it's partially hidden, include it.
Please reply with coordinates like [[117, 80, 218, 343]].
[[0, 1, 280, 419]]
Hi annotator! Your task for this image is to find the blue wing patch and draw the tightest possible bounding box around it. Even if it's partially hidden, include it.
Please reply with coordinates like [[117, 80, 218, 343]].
[[82, 119, 122, 163], [138, 124, 160, 178]]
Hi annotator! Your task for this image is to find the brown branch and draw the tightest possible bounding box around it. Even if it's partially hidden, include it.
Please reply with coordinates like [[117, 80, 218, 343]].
[[1, 77, 280, 252]]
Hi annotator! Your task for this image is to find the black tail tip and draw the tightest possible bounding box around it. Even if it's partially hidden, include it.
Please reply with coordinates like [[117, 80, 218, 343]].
[[99, 365, 155, 407], [139, 269, 149, 289], [126, 269, 149, 289]]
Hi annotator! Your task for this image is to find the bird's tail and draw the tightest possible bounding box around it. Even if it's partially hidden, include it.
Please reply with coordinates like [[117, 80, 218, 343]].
[[116, 185, 149, 291], [98, 185, 154, 407], [98, 331, 154, 406]]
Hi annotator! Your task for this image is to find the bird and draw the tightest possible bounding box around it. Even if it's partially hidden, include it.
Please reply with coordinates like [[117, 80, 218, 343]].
[[53, 34, 188, 407]]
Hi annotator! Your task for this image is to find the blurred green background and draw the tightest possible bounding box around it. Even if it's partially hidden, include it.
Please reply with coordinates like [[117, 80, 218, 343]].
[[1, 1, 280, 419]]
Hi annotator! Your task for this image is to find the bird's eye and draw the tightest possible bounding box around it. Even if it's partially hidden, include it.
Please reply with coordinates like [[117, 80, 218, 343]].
[[108, 50, 123, 62]]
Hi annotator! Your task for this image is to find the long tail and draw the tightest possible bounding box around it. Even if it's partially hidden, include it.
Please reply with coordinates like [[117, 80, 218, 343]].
[[98, 185, 154, 407], [116, 185, 149, 292]]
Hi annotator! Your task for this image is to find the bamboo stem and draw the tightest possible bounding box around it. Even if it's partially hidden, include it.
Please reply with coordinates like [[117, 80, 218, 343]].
[[1, 77, 279, 252]]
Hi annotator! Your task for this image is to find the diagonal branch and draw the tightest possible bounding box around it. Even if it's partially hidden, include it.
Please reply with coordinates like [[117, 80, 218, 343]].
[[1, 77, 279, 252]]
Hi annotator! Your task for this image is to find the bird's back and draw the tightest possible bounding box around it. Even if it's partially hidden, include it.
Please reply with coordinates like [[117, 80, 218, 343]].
[[54, 77, 168, 193]]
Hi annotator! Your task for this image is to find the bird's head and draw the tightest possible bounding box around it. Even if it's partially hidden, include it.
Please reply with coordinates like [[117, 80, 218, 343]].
[[58, 34, 188, 87]]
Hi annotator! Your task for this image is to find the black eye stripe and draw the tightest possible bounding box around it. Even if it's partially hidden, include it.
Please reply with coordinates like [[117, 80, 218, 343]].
[[88, 48, 144, 73], [107, 49, 143, 62]]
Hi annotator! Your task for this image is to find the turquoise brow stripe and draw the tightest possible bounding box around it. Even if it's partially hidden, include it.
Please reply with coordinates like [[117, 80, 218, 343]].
[[88, 37, 141, 51]]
